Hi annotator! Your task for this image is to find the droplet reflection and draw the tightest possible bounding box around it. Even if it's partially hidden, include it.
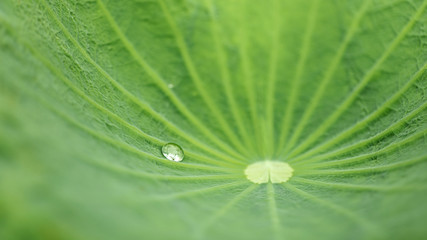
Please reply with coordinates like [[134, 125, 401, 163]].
[[162, 143, 184, 162]]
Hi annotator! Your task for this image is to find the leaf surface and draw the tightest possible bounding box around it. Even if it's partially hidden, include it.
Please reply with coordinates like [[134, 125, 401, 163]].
[[1, 0, 427, 239]]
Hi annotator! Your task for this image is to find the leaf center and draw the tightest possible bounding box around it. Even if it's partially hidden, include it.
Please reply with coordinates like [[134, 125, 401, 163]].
[[244, 161, 294, 184]]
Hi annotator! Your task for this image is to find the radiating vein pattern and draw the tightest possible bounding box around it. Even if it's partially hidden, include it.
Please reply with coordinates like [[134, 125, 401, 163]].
[[1, 0, 427, 239]]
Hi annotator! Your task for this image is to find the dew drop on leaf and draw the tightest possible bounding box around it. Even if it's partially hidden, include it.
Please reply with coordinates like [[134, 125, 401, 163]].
[[161, 143, 184, 162], [244, 161, 293, 184]]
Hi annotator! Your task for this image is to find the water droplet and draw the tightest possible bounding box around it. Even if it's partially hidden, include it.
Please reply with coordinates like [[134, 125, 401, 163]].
[[244, 161, 293, 184], [162, 143, 184, 162]]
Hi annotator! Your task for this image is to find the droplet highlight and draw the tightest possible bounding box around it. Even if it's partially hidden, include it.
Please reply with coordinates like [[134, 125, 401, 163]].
[[244, 160, 293, 184], [162, 143, 184, 162]]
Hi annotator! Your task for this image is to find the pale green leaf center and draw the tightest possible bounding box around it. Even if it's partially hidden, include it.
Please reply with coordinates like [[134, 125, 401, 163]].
[[244, 161, 294, 184]]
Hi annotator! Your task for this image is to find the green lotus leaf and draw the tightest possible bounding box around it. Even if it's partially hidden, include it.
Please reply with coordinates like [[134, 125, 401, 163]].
[[1, 0, 426, 239]]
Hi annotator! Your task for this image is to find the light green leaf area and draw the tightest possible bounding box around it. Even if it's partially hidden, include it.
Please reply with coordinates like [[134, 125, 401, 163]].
[[1, 0, 427, 239]]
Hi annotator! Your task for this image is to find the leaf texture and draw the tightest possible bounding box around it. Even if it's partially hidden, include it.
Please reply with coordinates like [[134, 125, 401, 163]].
[[0, 0, 427, 239]]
